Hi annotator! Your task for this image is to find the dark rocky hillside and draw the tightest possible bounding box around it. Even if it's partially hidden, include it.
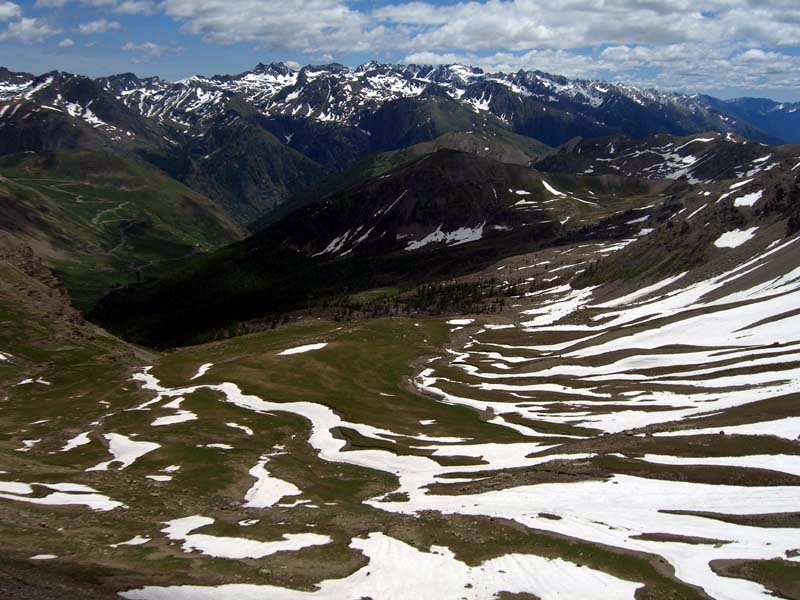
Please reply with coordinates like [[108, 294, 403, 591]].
[[90, 149, 679, 346]]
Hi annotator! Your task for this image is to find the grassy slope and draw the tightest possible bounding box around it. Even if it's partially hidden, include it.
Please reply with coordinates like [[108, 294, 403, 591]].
[[2, 226, 784, 599], [0, 150, 244, 309], [0, 300, 707, 599]]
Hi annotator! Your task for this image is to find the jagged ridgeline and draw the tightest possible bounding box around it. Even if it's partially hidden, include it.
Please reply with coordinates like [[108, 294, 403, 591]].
[[3, 61, 800, 228]]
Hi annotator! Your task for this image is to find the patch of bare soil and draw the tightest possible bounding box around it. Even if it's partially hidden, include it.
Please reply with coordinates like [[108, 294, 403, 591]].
[[427, 453, 800, 496], [631, 533, 732, 546], [659, 511, 800, 528], [710, 558, 800, 600], [0, 555, 122, 600]]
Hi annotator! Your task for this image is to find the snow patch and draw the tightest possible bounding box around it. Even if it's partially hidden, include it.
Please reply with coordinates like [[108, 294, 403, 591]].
[[277, 343, 328, 356], [244, 455, 302, 508], [190, 363, 213, 380], [160, 515, 330, 559], [86, 433, 160, 471], [406, 222, 486, 251], [733, 190, 763, 207], [121, 531, 641, 600], [714, 227, 758, 249], [541, 180, 566, 197]]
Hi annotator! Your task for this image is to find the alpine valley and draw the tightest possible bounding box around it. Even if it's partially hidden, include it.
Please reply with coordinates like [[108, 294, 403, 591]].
[[1, 59, 800, 600]]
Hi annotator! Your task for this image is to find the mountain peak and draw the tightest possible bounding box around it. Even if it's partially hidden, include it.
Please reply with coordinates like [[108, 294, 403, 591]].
[[253, 61, 292, 75], [447, 63, 484, 77], [0, 66, 33, 82], [356, 60, 383, 72], [302, 62, 347, 72]]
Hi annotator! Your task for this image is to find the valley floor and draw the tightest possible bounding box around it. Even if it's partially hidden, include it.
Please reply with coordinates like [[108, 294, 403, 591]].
[[1, 234, 799, 600]]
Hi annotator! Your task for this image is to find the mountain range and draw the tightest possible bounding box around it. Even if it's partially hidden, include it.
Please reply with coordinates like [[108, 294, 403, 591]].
[[2, 61, 799, 227], [2, 60, 800, 319]]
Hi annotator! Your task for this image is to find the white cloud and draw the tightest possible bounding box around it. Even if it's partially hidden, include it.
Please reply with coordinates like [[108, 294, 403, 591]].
[[377, 1, 800, 51], [35, 0, 69, 7], [116, 0, 157, 14], [373, 1, 448, 26], [58, 37, 74, 47], [122, 40, 167, 62], [597, 43, 800, 91], [0, 17, 60, 43], [0, 1, 20, 21], [5, 0, 799, 94], [73, 0, 156, 12], [388, 1, 800, 91], [161, 0, 386, 52], [78, 18, 121, 35], [151, 0, 800, 90]]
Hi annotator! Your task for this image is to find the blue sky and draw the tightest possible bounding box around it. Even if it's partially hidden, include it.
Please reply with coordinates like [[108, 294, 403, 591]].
[[1, 0, 799, 101]]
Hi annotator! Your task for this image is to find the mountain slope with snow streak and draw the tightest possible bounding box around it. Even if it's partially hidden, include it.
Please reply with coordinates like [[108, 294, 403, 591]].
[[536, 132, 797, 185], [386, 227, 800, 599], [4, 216, 800, 599], [89, 133, 800, 348], [90, 148, 683, 346]]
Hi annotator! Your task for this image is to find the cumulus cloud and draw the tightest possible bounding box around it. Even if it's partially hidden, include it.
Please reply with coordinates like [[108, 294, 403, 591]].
[[377, 0, 800, 51], [0, 1, 21, 21], [115, 0, 157, 14], [161, 0, 391, 52], [0, 17, 60, 42], [78, 0, 157, 13], [389, 1, 800, 91], [6, 0, 800, 92], [58, 36, 74, 47], [78, 18, 121, 35], [35, 0, 69, 8], [122, 40, 167, 62], [403, 40, 800, 93], [597, 43, 800, 91]]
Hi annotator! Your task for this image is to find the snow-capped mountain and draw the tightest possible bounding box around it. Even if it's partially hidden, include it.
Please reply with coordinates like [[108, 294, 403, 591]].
[[4, 61, 798, 153], [0, 67, 327, 222], [99, 72, 237, 134], [2, 61, 798, 224], [97, 61, 787, 147], [0, 68, 165, 156]]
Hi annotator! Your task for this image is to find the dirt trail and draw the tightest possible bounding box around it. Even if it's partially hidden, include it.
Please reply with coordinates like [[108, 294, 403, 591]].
[[92, 201, 130, 226], [12, 178, 134, 257]]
